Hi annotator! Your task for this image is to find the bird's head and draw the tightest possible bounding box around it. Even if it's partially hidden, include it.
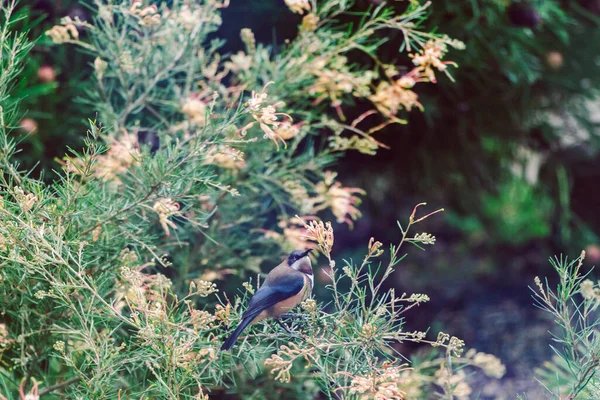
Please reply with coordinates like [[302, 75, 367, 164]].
[[287, 249, 313, 276]]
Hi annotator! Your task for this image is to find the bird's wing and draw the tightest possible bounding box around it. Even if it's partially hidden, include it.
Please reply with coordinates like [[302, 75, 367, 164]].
[[242, 272, 305, 319]]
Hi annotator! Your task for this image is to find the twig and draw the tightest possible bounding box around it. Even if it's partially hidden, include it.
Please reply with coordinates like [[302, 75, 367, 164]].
[[39, 377, 80, 396]]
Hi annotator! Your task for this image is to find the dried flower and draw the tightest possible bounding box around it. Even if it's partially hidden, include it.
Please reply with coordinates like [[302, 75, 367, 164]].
[[261, 217, 316, 253], [361, 323, 377, 339], [282, 182, 311, 212], [534, 276, 545, 294], [173, 5, 203, 31], [264, 353, 293, 383], [309, 57, 374, 110], [274, 121, 300, 141], [448, 336, 465, 357], [152, 198, 182, 237]]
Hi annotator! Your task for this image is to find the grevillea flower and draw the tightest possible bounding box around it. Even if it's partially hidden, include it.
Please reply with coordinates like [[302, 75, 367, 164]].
[[284, 0, 311, 14], [312, 171, 365, 226]]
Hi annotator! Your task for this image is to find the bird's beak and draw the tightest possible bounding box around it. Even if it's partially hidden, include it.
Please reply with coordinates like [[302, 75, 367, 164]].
[[300, 249, 313, 258]]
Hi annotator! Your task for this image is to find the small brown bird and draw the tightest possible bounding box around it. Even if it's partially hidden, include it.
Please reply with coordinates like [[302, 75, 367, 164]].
[[220, 249, 314, 350]]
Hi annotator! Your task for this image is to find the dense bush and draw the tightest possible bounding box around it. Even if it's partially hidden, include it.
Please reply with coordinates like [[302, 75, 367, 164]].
[[1, 0, 599, 399]]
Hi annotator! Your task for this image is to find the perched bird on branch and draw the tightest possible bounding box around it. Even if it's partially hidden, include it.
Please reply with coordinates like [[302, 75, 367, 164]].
[[220, 249, 314, 350]]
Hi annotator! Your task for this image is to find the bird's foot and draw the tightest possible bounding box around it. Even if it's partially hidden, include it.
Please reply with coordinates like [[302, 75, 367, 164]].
[[276, 319, 296, 335]]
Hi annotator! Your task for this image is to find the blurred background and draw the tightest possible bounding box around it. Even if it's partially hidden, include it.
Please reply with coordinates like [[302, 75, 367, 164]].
[[13, 0, 600, 397]]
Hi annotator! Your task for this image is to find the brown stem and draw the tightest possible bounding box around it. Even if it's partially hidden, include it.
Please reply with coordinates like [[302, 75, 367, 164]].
[[39, 377, 80, 396]]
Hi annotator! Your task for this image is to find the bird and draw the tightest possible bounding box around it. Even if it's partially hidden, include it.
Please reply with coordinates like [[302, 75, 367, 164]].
[[220, 249, 314, 351]]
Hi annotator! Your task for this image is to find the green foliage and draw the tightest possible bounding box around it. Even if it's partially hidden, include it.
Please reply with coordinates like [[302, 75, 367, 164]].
[[393, 0, 600, 248], [534, 252, 600, 398], [0, 1, 507, 399], [448, 176, 553, 245]]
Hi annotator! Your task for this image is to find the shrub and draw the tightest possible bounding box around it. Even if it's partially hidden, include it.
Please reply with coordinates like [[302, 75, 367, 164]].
[[0, 0, 505, 398]]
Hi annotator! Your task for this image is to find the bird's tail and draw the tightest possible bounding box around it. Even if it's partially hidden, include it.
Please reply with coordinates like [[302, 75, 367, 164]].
[[220, 316, 254, 351]]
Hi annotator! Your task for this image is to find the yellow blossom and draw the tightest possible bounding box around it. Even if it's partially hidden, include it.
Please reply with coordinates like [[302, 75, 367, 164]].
[[261, 216, 317, 253], [189, 309, 216, 330], [225, 51, 252, 73], [285, 0, 311, 14], [312, 171, 365, 226], [242, 281, 255, 294], [93, 131, 141, 182], [242, 83, 293, 149], [346, 363, 408, 400], [0, 323, 12, 348], [301, 299, 317, 314], [580, 279, 600, 301], [152, 198, 181, 237], [182, 98, 208, 126], [298, 217, 335, 255], [204, 145, 246, 169], [94, 57, 108, 80], [13, 187, 38, 213], [329, 135, 379, 155], [410, 39, 457, 83], [465, 349, 506, 379], [240, 28, 256, 57], [195, 280, 218, 297], [130, 1, 161, 26], [274, 121, 301, 140], [46, 24, 79, 44], [301, 13, 319, 32], [367, 237, 384, 258], [309, 57, 373, 112], [369, 80, 422, 119], [215, 303, 232, 324], [434, 368, 472, 400]]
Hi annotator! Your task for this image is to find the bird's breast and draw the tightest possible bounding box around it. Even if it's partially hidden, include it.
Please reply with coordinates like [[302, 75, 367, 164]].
[[267, 275, 311, 319]]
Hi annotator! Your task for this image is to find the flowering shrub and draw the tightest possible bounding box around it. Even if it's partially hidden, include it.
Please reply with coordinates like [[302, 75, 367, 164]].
[[0, 0, 510, 398]]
